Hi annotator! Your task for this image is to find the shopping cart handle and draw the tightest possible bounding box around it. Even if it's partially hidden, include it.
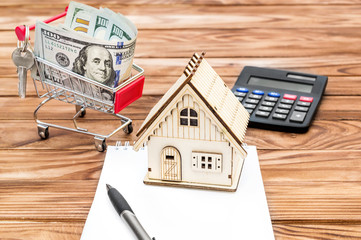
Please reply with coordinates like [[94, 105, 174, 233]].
[[15, 6, 68, 41]]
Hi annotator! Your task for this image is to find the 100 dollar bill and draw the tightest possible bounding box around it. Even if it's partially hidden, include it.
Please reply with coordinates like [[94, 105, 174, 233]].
[[65, 1, 136, 42], [34, 21, 136, 88]]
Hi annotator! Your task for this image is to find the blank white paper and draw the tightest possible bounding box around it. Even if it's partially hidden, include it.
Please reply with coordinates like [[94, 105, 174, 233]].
[[81, 145, 275, 240]]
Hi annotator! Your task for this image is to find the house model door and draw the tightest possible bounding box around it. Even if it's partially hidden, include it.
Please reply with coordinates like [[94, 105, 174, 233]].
[[161, 146, 182, 181]]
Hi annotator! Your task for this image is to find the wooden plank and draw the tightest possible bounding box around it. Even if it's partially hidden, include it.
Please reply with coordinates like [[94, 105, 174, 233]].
[[0, 221, 84, 240], [273, 224, 361, 239], [1, 65, 361, 98], [0, 150, 359, 221], [265, 181, 361, 221], [0, 95, 360, 121], [316, 96, 361, 120], [0, 148, 360, 203], [3, 5, 361, 30], [44, 56, 361, 77], [0, 120, 361, 150], [1, 149, 360, 221], [135, 28, 361, 58], [0, 221, 360, 239], [0, 150, 103, 180], [0, 180, 360, 221], [2, 56, 361, 85], [0, 144, 359, 180], [0, 149, 359, 182], [2, 75, 361, 98], [258, 150, 361, 182], [0, 96, 154, 120], [0, 180, 95, 219], [0, 120, 140, 150], [245, 120, 361, 150], [2, 0, 360, 7], [4, 27, 361, 58]]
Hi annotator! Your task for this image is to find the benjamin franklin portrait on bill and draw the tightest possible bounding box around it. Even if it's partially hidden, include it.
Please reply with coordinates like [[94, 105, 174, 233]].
[[72, 45, 116, 102]]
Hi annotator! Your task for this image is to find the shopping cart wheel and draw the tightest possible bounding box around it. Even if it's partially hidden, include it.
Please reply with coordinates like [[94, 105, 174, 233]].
[[94, 137, 107, 152], [80, 109, 86, 118], [75, 106, 86, 118], [37, 125, 49, 139], [123, 123, 133, 134]]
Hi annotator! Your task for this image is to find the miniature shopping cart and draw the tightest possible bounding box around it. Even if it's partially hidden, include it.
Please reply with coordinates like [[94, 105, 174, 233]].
[[14, 10, 145, 152]]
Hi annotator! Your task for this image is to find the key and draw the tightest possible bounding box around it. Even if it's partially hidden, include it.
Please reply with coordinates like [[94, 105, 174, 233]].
[[12, 48, 34, 98]]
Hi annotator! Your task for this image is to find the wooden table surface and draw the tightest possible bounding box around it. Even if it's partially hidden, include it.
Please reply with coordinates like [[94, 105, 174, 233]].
[[1, 0, 361, 239]]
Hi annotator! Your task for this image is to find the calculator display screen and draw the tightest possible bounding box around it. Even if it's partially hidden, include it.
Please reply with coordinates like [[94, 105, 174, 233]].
[[248, 76, 313, 93]]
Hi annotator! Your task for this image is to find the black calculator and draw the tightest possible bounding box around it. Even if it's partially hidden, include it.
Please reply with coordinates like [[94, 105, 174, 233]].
[[232, 66, 328, 133]]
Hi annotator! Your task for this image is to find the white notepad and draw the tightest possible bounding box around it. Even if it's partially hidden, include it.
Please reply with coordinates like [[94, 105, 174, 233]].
[[81, 145, 275, 240]]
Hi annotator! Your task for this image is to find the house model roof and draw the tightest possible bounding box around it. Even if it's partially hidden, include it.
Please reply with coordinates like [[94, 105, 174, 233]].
[[135, 52, 250, 153]]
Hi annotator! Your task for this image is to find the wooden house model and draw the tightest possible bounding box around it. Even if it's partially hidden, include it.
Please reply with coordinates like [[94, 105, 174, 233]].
[[134, 53, 250, 191]]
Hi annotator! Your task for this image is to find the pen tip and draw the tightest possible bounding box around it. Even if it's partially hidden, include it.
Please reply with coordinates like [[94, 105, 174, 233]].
[[106, 184, 113, 191]]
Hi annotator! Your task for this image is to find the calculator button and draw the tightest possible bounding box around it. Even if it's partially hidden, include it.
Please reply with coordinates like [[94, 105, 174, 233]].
[[249, 94, 263, 100], [272, 113, 287, 120], [264, 96, 278, 102], [246, 109, 253, 114], [290, 111, 306, 123], [275, 108, 289, 114], [280, 99, 295, 104], [243, 103, 257, 109], [295, 106, 309, 112], [283, 94, 297, 100], [261, 101, 276, 107], [259, 106, 273, 112], [252, 90, 264, 95], [255, 111, 270, 118], [300, 96, 313, 102], [268, 92, 280, 98], [245, 98, 259, 104], [234, 92, 247, 97], [278, 103, 292, 109], [297, 101, 311, 107], [237, 97, 244, 102], [236, 87, 249, 93]]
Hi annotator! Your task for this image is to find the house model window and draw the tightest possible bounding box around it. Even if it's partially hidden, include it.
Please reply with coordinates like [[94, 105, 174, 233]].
[[180, 108, 198, 126], [192, 152, 222, 173]]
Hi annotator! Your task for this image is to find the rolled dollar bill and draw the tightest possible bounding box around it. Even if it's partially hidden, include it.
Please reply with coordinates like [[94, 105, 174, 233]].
[[65, 1, 136, 41], [100, 7, 137, 42], [64, 2, 98, 36]]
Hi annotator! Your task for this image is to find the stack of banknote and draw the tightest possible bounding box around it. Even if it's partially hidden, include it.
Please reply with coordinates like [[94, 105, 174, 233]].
[[34, 1, 137, 89]]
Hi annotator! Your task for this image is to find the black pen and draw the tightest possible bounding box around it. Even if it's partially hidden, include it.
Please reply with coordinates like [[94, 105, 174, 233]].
[[106, 184, 155, 240]]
